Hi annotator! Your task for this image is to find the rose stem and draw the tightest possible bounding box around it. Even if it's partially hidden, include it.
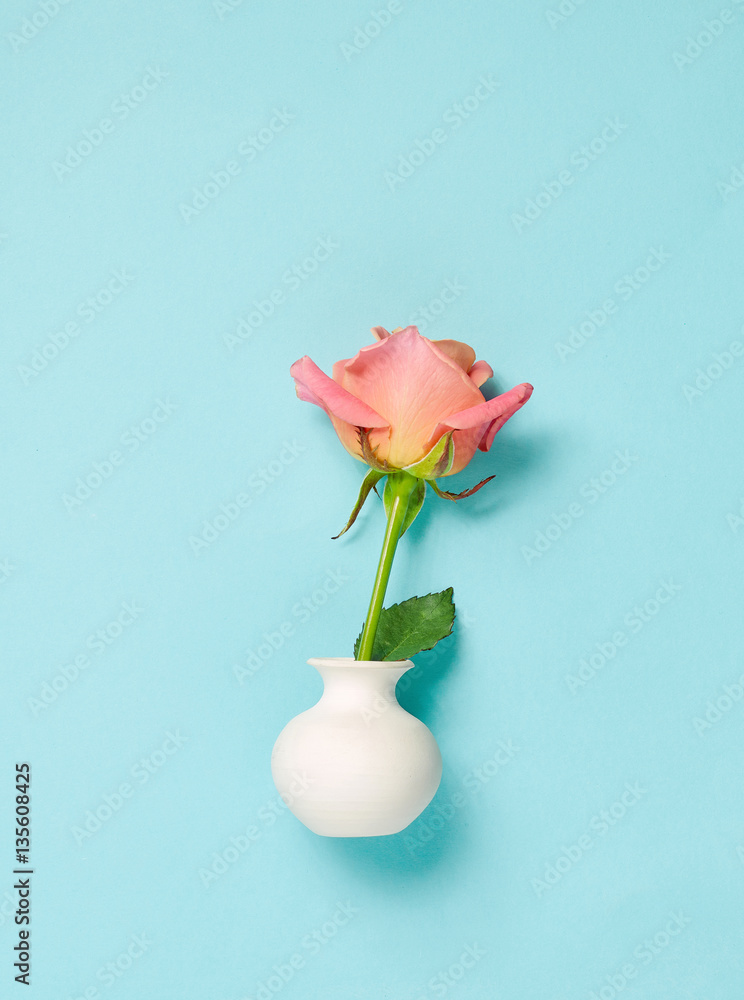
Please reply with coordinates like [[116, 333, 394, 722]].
[[356, 472, 417, 661]]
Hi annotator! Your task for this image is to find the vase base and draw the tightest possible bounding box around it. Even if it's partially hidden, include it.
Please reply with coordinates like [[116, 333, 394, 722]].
[[294, 814, 415, 838]]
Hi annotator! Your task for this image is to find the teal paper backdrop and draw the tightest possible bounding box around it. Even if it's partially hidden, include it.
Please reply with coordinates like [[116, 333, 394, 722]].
[[2, 2, 743, 998]]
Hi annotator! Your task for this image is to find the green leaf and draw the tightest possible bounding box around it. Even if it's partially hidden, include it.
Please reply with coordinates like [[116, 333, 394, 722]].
[[353, 588, 455, 661], [332, 468, 385, 539], [382, 476, 426, 537]]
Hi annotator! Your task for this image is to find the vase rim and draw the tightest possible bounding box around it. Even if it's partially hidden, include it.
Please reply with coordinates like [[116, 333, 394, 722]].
[[308, 656, 413, 669]]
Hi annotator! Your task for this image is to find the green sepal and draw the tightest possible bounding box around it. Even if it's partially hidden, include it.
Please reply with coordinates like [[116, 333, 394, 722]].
[[356, 427, 397, 474], [353, 588, 455, 661], [332, 468, 386, 539], [430, 475, 495, 502], [402, 432, 455, 479], [382, 474, 426, 537]]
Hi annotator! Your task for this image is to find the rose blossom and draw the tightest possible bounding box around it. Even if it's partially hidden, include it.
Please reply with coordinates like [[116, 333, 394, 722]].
[[290, 325, 532, 477]]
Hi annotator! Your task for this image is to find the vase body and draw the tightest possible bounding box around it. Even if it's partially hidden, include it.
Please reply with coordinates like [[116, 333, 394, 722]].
[[271, 657, 442, 837]]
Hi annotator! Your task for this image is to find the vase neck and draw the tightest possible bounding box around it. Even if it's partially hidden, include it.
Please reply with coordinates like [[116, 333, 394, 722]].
[[308, 658, 412, 709]]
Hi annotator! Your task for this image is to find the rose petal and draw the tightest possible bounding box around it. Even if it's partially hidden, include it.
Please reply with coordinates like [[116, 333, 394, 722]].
[[431, 339, 477, 373], [338, 328, 483, 468], [433, 382, 533, 465], [477, 383, 533, 450], [444, 427, 484, 476], [290, 356, 389, 428], [467, 359, 494, 388]]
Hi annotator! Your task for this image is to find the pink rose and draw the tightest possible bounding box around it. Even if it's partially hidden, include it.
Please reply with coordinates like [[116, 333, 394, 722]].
[[290, 326, 532, 479]]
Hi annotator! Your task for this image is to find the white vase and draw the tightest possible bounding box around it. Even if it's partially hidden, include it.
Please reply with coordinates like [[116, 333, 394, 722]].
[[271, 657, 442, 837]]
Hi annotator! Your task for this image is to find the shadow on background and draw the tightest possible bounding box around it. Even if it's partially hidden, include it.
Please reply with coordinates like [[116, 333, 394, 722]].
[[306, 767, 473, 885]]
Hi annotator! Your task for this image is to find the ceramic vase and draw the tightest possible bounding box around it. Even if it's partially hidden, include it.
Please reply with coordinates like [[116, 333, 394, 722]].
[[271, 657, 442, 837]]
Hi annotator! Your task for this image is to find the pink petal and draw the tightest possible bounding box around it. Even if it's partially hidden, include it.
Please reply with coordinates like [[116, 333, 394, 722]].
[[338, 328, 483, 468], [477, 383, 533, 450], [442, 427, 484, 476], [290, 356, 389, 429], [467, 360, 494, 388], [434, 382, 533, 468], [431, 339, 476, 373]]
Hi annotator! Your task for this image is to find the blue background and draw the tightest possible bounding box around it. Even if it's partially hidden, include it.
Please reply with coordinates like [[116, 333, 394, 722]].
[[2, 1, 743, 998]]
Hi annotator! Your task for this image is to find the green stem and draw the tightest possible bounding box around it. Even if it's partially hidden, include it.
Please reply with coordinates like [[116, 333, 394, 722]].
[[356, 472, 418, 661]]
